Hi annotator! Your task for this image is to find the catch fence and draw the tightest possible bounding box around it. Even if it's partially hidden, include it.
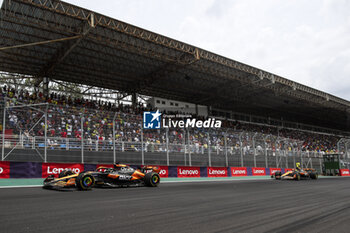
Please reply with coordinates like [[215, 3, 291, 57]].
[[1, 98, 350, 173]]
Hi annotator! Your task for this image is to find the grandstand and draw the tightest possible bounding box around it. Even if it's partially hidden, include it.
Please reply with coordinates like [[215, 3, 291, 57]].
[[1, 0, 350, 171]]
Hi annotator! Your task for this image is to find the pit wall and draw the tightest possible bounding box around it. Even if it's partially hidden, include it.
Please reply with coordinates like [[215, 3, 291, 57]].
[[1, 161, 349, 178]]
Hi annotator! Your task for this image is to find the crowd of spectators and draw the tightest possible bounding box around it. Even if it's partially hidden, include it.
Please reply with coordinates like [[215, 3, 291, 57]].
[[0, 85, 342, 153]]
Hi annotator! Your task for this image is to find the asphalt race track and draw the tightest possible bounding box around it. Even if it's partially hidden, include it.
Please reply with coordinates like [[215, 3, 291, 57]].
[[0, 178, 350, 233]]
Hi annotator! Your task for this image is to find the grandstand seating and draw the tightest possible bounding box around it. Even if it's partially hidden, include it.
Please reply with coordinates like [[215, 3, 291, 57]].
[[0, 86, 341, 153]]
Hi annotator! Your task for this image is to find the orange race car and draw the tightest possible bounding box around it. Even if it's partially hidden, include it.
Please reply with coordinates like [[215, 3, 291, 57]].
[[272, 168, 318, 181], [43, 163, 160, 190]]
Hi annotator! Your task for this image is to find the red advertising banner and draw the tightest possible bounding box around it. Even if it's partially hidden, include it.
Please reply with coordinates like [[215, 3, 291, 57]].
[[158, 166, 169, 178], [207, 167, 228, 177], [252, 167, 266, 176], [269, 168, 281, 175], [42, 163, 84, 178], [284, 168, 293, 172], [0, 161, 10, 179], [340, 169, 350, 176], [230, 167, 248, 176], [177, 166, 200, 178]]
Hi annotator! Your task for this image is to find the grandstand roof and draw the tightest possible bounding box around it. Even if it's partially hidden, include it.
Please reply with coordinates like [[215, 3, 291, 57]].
[[0, 0, 349, 130]]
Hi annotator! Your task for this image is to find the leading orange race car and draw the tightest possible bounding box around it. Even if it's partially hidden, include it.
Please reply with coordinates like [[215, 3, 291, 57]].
[[43, 163, 161, 190]]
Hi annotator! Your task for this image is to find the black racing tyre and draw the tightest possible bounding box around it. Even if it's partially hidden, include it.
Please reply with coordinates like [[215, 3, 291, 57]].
[[274, 171, 282, 180], [58, 170, 75, 178], [310, 172, 318, 179], [75, 173, 95, 190], [295, 173, 301, 181], [144, 172, 160, 187]]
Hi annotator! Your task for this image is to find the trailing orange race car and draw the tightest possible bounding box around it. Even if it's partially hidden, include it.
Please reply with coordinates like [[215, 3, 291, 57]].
[[43, 163, 160, 190], [272, 168, 318, 181]]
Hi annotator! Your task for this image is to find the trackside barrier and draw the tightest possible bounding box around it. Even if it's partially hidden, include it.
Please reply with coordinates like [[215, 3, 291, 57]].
[[339, 169, 350, 176], [231, 167, 247, 176], [269, 168, 282, 176], [0, 161, 10, 178], [42, 163, 84, 178], [1, 161, 343, 179], [252, 167, 266, 176]]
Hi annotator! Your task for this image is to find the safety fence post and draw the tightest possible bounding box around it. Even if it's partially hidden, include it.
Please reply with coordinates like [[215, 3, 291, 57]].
[[275, 139, 279, 168], [141, 121, 144, 165], [252, 133, 257, 168], [207, 131, 211, 167], [166, 128, 169, 166], [264, 135, 268, 168], [285, 150, 288, 168], [44, 103, 48, 163], [81, 115, 84, 164], [187, 129, 191, 166], [1, 97, 6, 161], [224, 130, 228, 167], [293, 148, 296, 168], [183, 129, 186, 166], [239, 132, 244, 167], [113, 112, 117, 164]]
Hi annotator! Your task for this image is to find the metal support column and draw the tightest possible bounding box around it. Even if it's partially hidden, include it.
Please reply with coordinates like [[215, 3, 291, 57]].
[[275, 141, 279, 168], [224, 130, 228, 167], [345, 142, 349, 159], [2, 97, 6, 161], [264, 136, 268, 168], [81, 116, 84, 163], [183, 129, 186, 166], [113, 112, 117, 164], [300, 150, 304, 169], [239, 132, 244, 167], [44, 103, 48, 163], [293, 149, 296, 168], [166, 128, 169, 166], [187, 129, 191, 166], [208, 132, 211, 167], [310, 152, 313, 168], [141, 123, 144, 165], [252, 133, 257, 167]]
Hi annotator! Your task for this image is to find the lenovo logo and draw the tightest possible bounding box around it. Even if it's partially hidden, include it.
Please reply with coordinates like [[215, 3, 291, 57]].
[[231, 167, 248, 176], [47, 167, 80, 175], [254, 170, 265, 173], [252, 168, 266, 176], [159, 169, 167, 175], [179, 169, 199, 175], [208, 169, 226, 175], [233, 170, 246, 175]]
